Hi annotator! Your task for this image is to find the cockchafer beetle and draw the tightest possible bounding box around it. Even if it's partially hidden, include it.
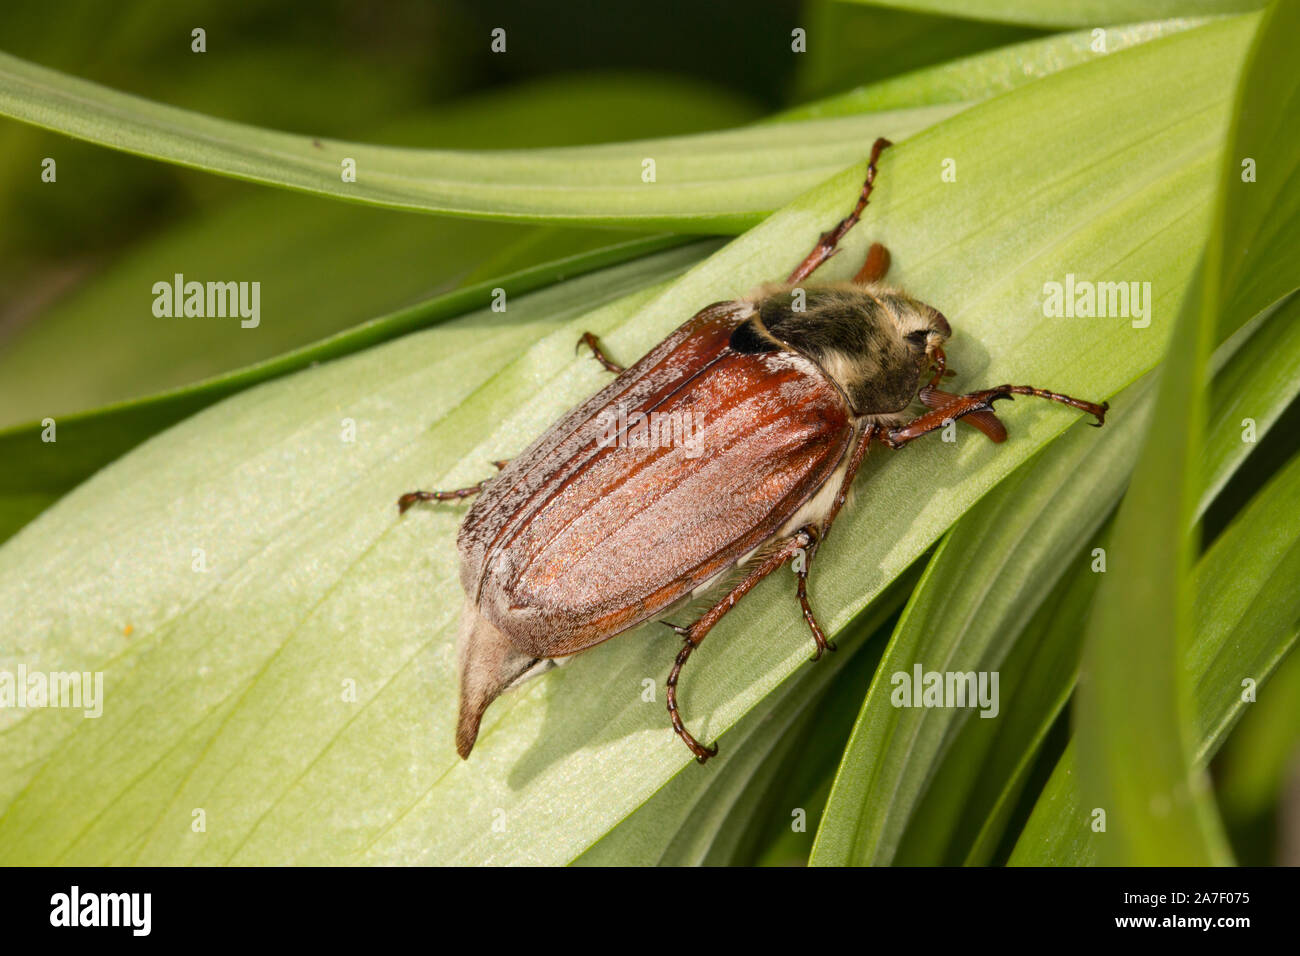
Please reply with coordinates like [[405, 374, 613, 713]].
[[399, 138, 1108, 764]]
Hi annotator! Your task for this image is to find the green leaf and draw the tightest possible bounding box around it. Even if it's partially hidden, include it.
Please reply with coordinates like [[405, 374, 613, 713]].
[[977, 289, 1300, 866], [0, 18, 1204, 541], [1213, 2, 1300, 340], [1071, 0, 1294, 866], [816, 282, 1300, 866], [0, 68, 769, 538], [1014, 0, 1300, 864], [1010, 445, 1300, 864], [838, 0, 1263, 30], [965, 289, 1300, 866], [1201, 292, 1300, 514], [0, 202, 639, 429], [0, 48, 959, 231], [0, 13, 1264, 863], [949, 538, 1111, 865], [0, 16, 1210, 536]]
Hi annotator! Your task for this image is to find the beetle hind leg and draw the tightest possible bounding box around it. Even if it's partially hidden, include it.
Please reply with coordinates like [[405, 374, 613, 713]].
[[663, 625, 720, 764], [660, 531, 815, 764]]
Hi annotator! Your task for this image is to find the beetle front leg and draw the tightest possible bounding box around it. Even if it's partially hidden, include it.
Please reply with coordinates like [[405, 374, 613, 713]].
[[880, 386, 1108, 448], [577, 332, 625, 374], [786, 137, 892, 284], [663, 531, 813, 763], [397, 460, 509, 513]]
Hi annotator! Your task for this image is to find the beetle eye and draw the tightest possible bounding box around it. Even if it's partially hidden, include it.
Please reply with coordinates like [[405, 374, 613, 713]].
[[905, 329, 930, 351]]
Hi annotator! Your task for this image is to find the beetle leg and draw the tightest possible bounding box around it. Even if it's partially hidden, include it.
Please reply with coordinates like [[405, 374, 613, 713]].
[[880, 386, 1108, 449], [577, 332, 625, 374], [852, 242, 891, 284], [397, 460, 510, 513], [919, 387, 1007, 443], [663, 530, 814, 764], [397, 484, 486, 512], [786, 137, 892, 284], [793, 529, 835, 661]]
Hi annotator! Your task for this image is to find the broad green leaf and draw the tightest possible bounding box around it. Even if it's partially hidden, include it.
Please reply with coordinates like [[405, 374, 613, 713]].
[[1011, 445, 1300, 864], [0, 235, 697, 543], [0, 68, 767, 538], [0, 203, 629, 428], [1072, 0, 1293, 866], [0, 14, 1263, 863], [839, 0, 1262, 29], [0, 48, 958, 231], [810, 377, 1152, 866]]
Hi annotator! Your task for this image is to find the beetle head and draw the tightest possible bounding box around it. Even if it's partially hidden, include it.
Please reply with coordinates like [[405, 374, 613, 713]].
[[749, 285, 952, 416]]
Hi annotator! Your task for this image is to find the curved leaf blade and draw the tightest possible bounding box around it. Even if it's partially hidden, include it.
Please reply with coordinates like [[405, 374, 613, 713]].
[[0, 49, 957, 230]]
